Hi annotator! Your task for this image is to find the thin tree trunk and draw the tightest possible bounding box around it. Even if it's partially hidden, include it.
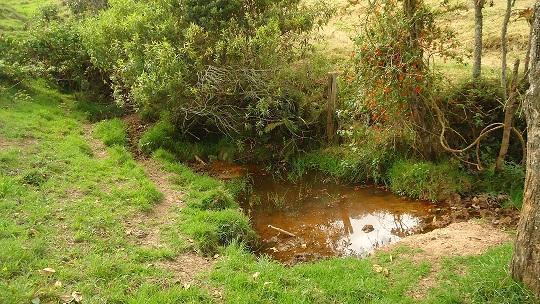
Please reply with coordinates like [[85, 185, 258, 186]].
[[473, 0, 484, 79], [510, 1, 540, 297], [495, 59, 520, 172], [501, 0, 513, 99], [525, 22, 534, 76]]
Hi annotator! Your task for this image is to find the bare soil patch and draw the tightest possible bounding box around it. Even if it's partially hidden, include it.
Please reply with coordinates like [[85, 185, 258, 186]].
[[396, 220, 512, 260], [385, 220, 513, 299]]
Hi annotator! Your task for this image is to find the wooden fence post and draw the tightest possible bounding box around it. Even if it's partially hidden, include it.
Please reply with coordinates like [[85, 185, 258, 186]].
[[326, 72, 338, 144]]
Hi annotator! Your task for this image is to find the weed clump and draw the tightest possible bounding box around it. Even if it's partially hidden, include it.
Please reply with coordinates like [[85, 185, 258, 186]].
[[289, 146, 395, 184], [476, 162, 525, 208]]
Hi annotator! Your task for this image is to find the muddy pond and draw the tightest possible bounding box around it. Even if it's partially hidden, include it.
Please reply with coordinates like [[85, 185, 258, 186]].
[[241, 174, 437, 264], [206, 162, 438, 264]]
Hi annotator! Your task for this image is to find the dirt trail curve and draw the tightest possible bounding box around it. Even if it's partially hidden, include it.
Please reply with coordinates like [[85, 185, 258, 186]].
[[82, 123, 214, 286]]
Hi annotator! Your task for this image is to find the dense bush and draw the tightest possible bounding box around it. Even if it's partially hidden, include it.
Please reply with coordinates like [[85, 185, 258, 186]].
[[388, 159, 471, 201], [352, 0, 460, 156], [63, 0, 108, 15], [442, 78, 526, 166], [78, 0, 333, 150], [19, 18, 93, 90]]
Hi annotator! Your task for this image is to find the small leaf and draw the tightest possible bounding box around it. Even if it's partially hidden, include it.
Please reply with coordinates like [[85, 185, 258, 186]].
[[41, 267, 56, 275]]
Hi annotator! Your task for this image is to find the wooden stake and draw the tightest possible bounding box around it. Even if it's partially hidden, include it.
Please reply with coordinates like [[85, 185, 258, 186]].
[[326, 72, 338, 144]]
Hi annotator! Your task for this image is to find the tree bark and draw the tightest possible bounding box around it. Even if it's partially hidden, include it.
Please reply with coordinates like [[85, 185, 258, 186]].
[[525, 21, 534, 76], [511, 1, 540, 298], [501, 0, 513, 100], [495, 59, 520, 172], [473, 0, 484, 79]]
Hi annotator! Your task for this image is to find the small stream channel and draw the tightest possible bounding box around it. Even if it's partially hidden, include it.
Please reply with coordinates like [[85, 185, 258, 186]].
[[242, 173, 439, 264]]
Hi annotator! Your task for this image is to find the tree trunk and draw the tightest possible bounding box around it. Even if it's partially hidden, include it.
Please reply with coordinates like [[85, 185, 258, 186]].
[[525, 21, 534, 76], [473, 0, 484, 79], [501, 0, 513, 100], [495, 59, 520, 172], [511, 1, 540, 298]]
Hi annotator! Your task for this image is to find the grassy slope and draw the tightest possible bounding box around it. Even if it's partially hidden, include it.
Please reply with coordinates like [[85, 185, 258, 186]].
[[0, 0, 537, 302], [0, 82, 210, 303], [319, 0, 535, 81], [0, 0, 55, 32]]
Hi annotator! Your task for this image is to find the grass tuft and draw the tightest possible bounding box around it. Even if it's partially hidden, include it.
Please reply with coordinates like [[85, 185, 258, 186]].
[[94, 118, 128, 147]]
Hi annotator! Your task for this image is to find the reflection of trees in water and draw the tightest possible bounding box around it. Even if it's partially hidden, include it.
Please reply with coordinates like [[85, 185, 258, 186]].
[[250, 178, 427, 259]]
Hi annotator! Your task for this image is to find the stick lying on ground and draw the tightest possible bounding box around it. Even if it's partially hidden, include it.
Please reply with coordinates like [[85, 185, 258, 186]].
[[268, 225, 296, 237]]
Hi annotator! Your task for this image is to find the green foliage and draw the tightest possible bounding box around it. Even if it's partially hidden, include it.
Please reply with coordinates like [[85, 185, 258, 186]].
[[94, 118, 128, 147], [62, 0, 108, 15], [78, 0, 333, 148], [353, 0, 458, 124], [477, 163, 525, 208], [74, 95, 125, 122], [139, 119, 242, 162], [388, 159, 471, 201], [18, 18, 94, 90], [290, 127, 403, 183], [138, 120, 176, 154]]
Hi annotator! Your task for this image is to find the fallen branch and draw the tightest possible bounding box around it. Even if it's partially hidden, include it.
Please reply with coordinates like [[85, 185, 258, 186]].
[[268, 225, 296, 237], [194, 155, 207, 166]]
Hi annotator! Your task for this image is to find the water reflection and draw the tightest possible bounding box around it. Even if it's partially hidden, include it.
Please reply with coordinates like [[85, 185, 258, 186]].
[[243, 175, 432, 263]]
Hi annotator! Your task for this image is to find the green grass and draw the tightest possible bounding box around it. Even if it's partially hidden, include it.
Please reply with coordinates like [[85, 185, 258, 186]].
[[0, 81, 210, 303], [388, 159, 472, 201], [0, 0, 56, 32], [152, 149, 256, 256], [94, 118, 128, 147], [210, 242, 537, 304]]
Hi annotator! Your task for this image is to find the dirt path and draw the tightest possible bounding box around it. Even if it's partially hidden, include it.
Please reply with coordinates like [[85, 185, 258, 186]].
[[82, 123, 215, 286], [383, 220, 513, 299]]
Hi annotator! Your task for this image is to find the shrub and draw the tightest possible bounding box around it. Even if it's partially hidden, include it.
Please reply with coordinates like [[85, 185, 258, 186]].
[[94, 118, 128, 147], [19, 18, 95, 90], [79, 0, 333, 147], [388, 159, 471, 201]]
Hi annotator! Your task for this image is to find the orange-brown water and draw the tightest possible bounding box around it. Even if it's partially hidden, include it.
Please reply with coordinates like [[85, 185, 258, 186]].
[[242, 174, 434, 263]]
